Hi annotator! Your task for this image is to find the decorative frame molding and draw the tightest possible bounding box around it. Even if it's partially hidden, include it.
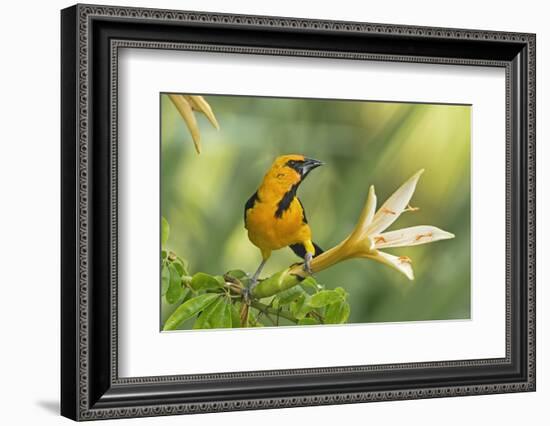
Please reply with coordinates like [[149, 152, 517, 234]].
[[61, 3, 535, 421]]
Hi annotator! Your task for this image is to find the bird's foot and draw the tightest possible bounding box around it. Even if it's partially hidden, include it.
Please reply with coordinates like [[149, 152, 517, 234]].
[[303, 252, 313, 275], [242, 279, 258, 303], [242, 287, 251, 303]]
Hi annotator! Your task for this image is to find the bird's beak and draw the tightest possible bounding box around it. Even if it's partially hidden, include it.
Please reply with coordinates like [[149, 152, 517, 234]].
[[300, 158, 324, 177]]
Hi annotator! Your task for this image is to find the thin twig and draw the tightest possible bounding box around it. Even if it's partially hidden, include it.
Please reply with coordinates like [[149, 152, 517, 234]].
[[309, 310, 325, 324], [250, 301, 298, 324], [262, 312, 277, 326], [222, 276, 298, 324]]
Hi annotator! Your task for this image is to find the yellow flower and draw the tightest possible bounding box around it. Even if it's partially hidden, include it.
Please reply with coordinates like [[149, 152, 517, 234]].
[[303, 169, 455, 280], [168, 94, 219, 154]]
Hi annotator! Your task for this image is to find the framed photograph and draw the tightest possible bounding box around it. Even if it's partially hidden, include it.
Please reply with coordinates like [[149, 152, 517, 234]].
[[61, 4, 536, 421]]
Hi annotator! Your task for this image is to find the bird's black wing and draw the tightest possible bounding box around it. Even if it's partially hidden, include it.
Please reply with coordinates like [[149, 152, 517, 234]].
[[289, 197, 320, 258], [289, 242, 324, 259], [244, 191, 259, 226], [296, 197, 308, 224]]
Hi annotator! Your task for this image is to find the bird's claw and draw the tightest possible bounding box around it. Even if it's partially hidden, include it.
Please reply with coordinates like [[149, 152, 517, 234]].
[[242, 287, 252, 303], [242, 279, 258, 303]]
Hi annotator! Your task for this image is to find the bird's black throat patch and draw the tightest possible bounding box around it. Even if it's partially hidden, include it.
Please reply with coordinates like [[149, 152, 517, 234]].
[[275, 183, 299, 218]]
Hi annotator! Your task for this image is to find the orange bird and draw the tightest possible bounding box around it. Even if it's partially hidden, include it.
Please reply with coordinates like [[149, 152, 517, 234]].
[[244, 154, 324, 293]]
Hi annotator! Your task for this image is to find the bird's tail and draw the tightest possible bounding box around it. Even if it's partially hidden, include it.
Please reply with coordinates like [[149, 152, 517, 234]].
[[289, 242, 324, 259]]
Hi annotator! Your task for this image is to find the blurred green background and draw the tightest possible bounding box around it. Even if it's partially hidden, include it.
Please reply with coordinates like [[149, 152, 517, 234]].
[[161, 94, 471, 324]]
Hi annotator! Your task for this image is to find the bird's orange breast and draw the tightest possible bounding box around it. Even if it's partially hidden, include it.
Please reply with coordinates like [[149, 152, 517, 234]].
[[245, 197, 311, 251]]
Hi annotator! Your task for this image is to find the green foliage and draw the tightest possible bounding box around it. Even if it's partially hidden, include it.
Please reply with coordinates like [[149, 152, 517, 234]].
[[193, 296, 232, 329], [166, 263, 183, 304], [161, 216, 170, 247], [171, 258, 188, 277], [191, 272, 223, 291], [289, 293, 311, 319], [309, 290, 344, 308], [325, 299, 351, 324], [273, 286, 304, 306], [298, 318, 319, 326], [160, 219, 351, 330], [161, 264, 170, 296], [230, 304, 241, 328], [225, 269, 248, 280], [163, 293, 220, 331]]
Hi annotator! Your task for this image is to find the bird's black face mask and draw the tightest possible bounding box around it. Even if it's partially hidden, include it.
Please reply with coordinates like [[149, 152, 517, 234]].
[[286, 157, 324, 179]]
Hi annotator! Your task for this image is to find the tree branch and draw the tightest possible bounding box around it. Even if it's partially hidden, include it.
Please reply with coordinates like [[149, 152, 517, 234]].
[[250, 301, 298, 324], [221, 276, 298, 324]]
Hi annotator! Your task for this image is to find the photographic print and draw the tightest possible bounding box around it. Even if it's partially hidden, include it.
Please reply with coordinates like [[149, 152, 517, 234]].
[[160, 94, 470, 331]]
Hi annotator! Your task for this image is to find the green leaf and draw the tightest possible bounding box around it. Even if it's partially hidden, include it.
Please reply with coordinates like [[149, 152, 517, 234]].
[[231, 303, 241, 328], [163, 293, 219, 330], [214, 275, 226, 287], [171, 260, 189, 278], [161, 217, 170, 247], [179, 287, 191, 305], [225, 270, 251, 288], [226, 269, 247, 280], [193, 296, 232, 330], [166, 263, 183, 304], [193, 296, 222, 329], [161, 264, 170, 296], [298, 317, 319, 326], [325, 301, 351, 324], [248, 311, 263, 327], [334, 287, 348, 299], [300, 276, 322, 293], [209, 297, 232, 329], [289, 294, 303, 316], [290, 294, 312, 319], [308, 290, 344, 308], [275, 286, 305, 305], [161, 250, 167, 260], [176, 256, 190, 276], [191, 272, 223, 290]]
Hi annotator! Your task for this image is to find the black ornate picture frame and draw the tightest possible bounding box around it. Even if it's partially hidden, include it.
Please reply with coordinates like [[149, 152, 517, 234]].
[[61, 4, 536, 421]]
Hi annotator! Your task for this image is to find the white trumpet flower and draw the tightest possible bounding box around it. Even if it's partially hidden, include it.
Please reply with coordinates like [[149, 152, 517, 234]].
[[302, 169, 455, 280]]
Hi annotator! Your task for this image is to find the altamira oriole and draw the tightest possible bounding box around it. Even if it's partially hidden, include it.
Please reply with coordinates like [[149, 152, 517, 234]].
[[244, 154, 324, 293]]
